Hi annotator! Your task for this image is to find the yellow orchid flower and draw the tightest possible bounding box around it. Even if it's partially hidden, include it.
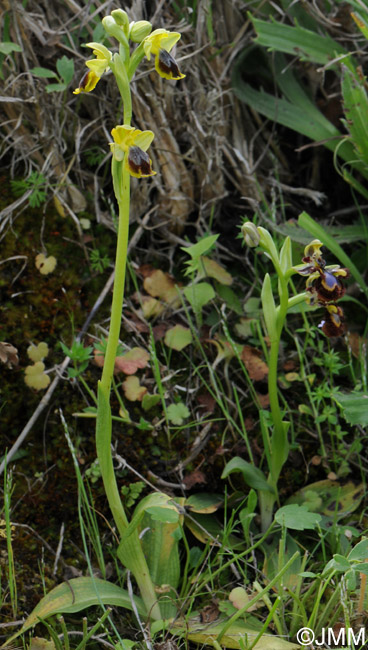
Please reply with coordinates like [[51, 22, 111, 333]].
[[110, 125, 156, 178], [143, 29, 185, 80], [73, 42, 112, 95]]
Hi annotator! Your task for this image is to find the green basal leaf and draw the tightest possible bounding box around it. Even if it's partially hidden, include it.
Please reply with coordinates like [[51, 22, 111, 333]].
[[286, 479, 364, 518], [140, 496, 183, 619], [186, 493, 223, 513], [4, 577, 146, 646], [173, 615, 300, 649], [351, 11, 368, 40], [250, 15, 348, 66], [275, 504, 321, 530], [222, 456, 274, 494], [341, 65, 368, 166]]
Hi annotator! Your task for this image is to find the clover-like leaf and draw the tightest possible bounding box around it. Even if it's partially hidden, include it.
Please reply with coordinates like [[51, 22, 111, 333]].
[[35, 253, 57, 275], [27, 342, 49, 362], [229, 587, 249, 610], [167, 402, 190, 425], [24, 362, 51, 390], [114, 347, 150, 375], [164, 325, 192, 351], [143, 269, 180, 306], [122, 376, 147, 401]]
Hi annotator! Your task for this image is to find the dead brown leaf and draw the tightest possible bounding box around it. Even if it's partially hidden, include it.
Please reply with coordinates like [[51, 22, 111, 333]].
[[241, 345, 269, 381], [0, 342, 19, 367], [256, 392, 270, 408]]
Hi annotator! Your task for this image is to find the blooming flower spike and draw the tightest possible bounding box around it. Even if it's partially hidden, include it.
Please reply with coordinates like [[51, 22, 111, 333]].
[[110, 125, 156, 178], [73, 43, 112, 95], [143, 29, 185, 80]]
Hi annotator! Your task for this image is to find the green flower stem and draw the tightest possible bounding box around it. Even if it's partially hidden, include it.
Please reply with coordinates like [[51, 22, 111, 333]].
[[268, 273, 289, 486], [95, 71, 161, 620]]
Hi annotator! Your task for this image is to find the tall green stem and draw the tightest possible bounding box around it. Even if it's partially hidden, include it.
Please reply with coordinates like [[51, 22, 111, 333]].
[[95, 68, 161, 620], [268, 275, 289, 484]]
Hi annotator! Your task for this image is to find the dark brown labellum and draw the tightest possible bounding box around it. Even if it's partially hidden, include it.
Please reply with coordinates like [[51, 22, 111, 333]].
[[158, 49, 181, 78]]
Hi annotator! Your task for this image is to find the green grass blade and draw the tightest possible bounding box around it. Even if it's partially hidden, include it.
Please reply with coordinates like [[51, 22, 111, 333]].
[[341, 65, 368, 166]]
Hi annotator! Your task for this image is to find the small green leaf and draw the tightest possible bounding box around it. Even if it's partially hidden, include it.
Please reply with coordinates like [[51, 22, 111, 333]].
[[182, 234, 219, 260], [46, 82, 67, 93], [275, 504, 321, 530], [221, 457, 274, 493], [0, 41, 22, 54], [141, 393, 161, 411], [348, 539, 368, 562], [323, 555, 351, 573], [145, 505, 179, 523], [333, 391, 368, 426], [167, 402, 190, 425], [351, 563, 368, 575], [30, 66, 58, 78], [183, 282, 215, 313], [56, 55, 74, 84], [164, 324, 193, 351]]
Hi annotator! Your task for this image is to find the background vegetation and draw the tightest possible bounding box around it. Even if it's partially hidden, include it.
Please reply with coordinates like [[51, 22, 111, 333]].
[[1, 1, 368, 649]]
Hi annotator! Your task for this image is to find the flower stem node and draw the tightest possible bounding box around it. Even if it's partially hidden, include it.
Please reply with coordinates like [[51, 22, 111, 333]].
[[110, 125, 156, 178], [241, 221, 260, 247], [129, 21, 152, 43], [143, 29, 185, 80]]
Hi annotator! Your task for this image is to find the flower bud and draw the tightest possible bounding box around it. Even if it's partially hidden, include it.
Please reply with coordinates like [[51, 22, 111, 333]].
[[242, 222, 260, 247], [129, 20, 152, 43], [111, 9, 129, 34], [102, 16, 129, 46]]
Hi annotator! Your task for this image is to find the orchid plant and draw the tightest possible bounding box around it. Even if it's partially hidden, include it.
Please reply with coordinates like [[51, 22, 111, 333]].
[[5, 9, 187, 646], [241, 222, 349, 531]]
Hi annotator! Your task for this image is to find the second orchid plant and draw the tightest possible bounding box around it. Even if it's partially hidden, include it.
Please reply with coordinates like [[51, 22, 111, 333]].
[[242, 222, 349, 531]]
